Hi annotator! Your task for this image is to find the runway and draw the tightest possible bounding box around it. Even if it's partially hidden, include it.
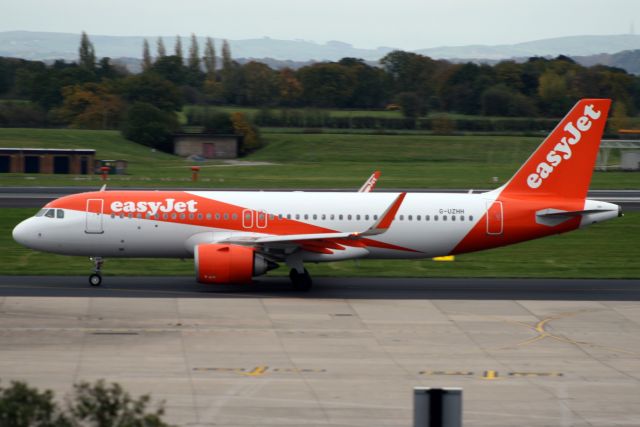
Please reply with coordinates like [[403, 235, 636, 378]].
[[1, 275, 640, 300], [1, 187, 640, 211], [0, 275, 639, 426]]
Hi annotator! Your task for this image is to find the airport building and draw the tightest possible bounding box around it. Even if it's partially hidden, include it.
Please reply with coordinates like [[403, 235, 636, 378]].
[[173, 133, 242, 159], [0, 148, 95, 174]]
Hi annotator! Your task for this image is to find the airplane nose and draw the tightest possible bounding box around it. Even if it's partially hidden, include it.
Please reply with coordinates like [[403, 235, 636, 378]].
[[12, 219, 33, 248]]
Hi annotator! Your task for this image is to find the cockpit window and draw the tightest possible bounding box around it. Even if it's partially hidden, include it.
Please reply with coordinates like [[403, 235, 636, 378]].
[[44, 209, 55, 218], [56, 209, 64, 219], [35, 209, 47, 217]]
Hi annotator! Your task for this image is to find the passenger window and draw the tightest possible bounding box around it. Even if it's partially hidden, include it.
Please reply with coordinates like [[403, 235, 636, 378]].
[[347, 214, 352, 220], [223, 213, 229, 220], [110, 213, 115, 219], [426, 215, 430, 221], [180, 214, 186, 219], [399, 215, 404, 221], [339, 214, 343, 220], [56, 209, 64, 219], [295, 214, 300, 220], [365, 215, 369, 220], [136, 213, 142, 219], [304, 214, 309, 220], [356, 214, 360, 220], [165, 213, 170, 219], [469, 215, 474, 221], [321, 214, 326, 220], [215, 213, 221, 220], [197, 213, 203, 220], [452, 215, 456, 221], [206, 213, 211, 220], [231, 213, 238, 220], [287, 214, 292, 219], [443, 215, 447, 221], [434, 215, 439, 221], [330, 214, 335, 220], [408, 215, 412, 221], [417, 215, 421, 221], [44, 209, 55, 218], [374, 215, 378, 220]]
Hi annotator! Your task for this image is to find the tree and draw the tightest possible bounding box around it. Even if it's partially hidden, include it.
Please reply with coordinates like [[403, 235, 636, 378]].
[[481, 84, 536, 116], [156, 37, 167, 58], [243, 61, 278, 105], [0, 381, 68, 427], [121, 102, 179, 152], [220, 40, 242, 103], [78, 31, 96, 71], [203, 37, 216, 79], [338, 58, 388, 108], [537, 70, 570, 116], [277, 68, 303, 106], [0, 380, 173, 427], [150, 56, 186, 86], [395, 91, 422, 118], [297, 62, 355, 107], [120, 73, 182, 111], [174, 35, 183, 64], [231, 112, 262, 154], [142, 39, 152, 71], [186, 34, 203, 86], [67, 380, 171, 427], [56, 82, 125, 129], [188, 34, 200, 72], [221, 40, 232, 71]]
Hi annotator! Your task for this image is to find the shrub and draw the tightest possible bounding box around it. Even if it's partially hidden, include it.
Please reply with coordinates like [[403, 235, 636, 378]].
[[121, 102, 178, 152]]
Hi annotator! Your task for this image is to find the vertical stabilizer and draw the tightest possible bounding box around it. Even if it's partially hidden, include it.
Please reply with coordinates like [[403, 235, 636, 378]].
[[500, 99, 611, 200]]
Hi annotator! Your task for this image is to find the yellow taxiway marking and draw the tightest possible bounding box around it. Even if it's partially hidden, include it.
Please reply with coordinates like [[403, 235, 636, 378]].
[[482, 370, 499, 380], [243, 366, 269, 377]]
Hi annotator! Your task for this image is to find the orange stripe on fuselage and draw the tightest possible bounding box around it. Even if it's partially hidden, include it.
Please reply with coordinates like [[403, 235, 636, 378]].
[[452, 195, 582, 255], [46, 191, 420, 254]]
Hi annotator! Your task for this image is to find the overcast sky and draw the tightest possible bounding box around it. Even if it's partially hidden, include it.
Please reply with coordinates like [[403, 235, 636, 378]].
[[4, 0, 640, 49]]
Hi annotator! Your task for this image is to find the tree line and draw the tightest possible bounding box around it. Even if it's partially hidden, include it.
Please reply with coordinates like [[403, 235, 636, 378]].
[[0, 32, 638, 135]]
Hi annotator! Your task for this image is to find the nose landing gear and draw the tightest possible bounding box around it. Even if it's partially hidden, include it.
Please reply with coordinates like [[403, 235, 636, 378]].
[[88, 257, 104, 286]]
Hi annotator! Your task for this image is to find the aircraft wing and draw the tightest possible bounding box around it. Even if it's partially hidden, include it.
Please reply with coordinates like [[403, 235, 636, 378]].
[[219, 192, 406, 254]]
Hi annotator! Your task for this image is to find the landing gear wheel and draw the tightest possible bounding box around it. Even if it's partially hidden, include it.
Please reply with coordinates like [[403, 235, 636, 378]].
[[89, 256, 104, 287], [289, 268, 312, 291], [89, 274, 102, 287]]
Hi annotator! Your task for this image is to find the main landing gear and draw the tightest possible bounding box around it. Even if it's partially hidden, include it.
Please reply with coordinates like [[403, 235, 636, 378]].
[[289, 268, 312, 291], [88, 257, 104, 287]]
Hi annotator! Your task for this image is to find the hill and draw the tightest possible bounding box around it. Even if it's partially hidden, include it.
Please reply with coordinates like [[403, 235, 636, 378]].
[[3, 31, 640, 64], [573, 49, 640, 74]]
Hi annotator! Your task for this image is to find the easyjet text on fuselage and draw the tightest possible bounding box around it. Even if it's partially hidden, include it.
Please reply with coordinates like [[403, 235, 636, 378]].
[[110, 198, 198, 215]]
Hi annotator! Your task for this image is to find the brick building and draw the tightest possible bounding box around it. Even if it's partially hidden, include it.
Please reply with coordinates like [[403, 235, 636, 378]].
[[0, 148, 95, 174]]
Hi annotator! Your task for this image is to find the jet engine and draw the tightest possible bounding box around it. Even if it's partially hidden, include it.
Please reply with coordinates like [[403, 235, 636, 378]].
[[194, 244, 277, 284]]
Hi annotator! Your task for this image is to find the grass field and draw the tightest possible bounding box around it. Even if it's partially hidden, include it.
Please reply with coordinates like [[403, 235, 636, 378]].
[[0, 128, 637, 189], [1, 208, 638, 278]]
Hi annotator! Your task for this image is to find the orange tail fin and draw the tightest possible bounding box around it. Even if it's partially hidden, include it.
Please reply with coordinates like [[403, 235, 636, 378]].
[[501, 99, 611, 200]]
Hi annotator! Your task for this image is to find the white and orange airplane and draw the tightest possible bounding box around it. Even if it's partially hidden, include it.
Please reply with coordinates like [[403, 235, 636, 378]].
[[12, 99, 622, 290]]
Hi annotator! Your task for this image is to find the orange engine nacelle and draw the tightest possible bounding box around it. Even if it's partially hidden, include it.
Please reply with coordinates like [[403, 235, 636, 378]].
[[194, 244, 276, 284]]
